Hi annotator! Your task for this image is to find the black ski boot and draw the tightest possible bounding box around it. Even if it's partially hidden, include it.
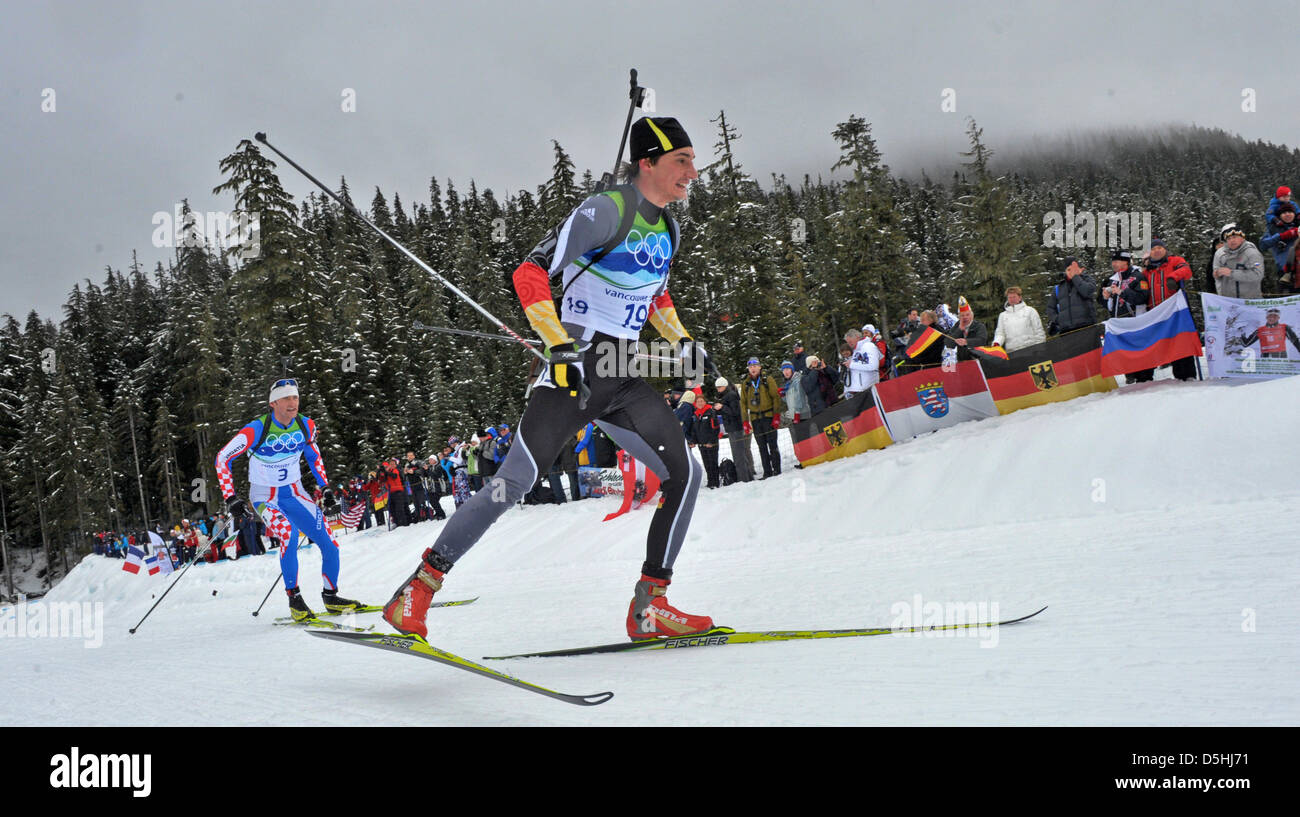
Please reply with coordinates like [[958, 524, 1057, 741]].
[[322, 590, 366, 614], [287, 587, 316, 622]]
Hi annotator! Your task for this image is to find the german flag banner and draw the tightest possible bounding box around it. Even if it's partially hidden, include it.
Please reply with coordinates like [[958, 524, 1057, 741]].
[[872, 360, 998, 441], [904, 326, 946, 358], [790, 389, 894, 467], [972, 344, 1008, 360], [973, 324, 1116, 415]]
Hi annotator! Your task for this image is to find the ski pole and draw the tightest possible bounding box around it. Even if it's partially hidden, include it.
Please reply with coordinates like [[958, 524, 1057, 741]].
[[128, 518, 234, 634], [253, 132, 546, 367], [251, 572, 283, 617], [412, 320, 681, 366], [252, 524, 313, 617], [412, 321, 541, 346]]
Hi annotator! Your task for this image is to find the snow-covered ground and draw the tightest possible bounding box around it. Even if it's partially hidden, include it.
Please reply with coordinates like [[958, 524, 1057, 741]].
[[2, 375, 1297, 725]]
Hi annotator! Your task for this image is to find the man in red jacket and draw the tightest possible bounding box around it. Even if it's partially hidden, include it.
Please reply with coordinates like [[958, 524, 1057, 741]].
[[1143, 239, 1192, 308], [364, 470, 388, 528], [380, 459, 409, 527], [1134, 238, 1198, 382]]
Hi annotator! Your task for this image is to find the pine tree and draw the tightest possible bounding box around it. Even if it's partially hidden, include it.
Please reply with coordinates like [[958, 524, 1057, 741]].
[[158, 201, 232, 515], [213, 139, 310, 405], [828, 115, 915, 336], [13, 314, 58, 580], [0, 316, 27, 561], [540, 141, 580, 227], [710, 110, 743, 200], [323, 181, 383, 471], [952, 119, 1045, 319], [149, 398, 182, 527], [44, 343, 106, 566]]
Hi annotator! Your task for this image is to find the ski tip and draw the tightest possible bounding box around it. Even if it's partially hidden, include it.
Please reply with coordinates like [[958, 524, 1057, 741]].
[[1011, 605, 1048, 624], [433, 596, 480, 608]]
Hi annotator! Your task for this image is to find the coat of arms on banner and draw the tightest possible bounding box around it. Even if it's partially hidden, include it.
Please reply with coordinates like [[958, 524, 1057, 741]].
[[823, 421, 847, 448], [915, 382, 950, 418], [1029, 360, 1059, 390]]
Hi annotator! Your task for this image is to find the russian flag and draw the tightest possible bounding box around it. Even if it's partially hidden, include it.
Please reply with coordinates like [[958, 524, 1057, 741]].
[[1101, 290, 1202, 377]]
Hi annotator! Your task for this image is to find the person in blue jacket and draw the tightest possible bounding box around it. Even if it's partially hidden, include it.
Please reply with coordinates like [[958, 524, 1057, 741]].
[[1264, 185, 1293, 228], [493, 423, 513, 467], [1260, 202, 1300, 288]]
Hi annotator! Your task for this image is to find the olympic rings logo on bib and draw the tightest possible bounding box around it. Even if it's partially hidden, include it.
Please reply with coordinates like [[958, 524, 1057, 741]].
[[624, 229, 672, 270], [265, 431, 304, 452]]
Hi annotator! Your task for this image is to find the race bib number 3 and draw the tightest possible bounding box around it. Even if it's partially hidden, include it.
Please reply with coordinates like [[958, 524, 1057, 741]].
[[249, 456, 302, 487]]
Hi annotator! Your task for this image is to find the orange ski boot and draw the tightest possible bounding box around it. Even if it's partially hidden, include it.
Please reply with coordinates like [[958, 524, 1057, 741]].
[[626, 574, 714, 640], [382, 548, 450, 639]]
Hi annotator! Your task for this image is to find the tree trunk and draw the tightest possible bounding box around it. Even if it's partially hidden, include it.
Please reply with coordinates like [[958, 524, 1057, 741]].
[[32, 466, 51, 591], [1, 480, 13, 601], [129, 406, 150, 527]]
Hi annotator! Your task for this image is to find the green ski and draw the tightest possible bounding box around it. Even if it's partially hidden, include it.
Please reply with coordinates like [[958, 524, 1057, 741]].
[[308, 630, 613, 707], [484, 606, 1048, 659]]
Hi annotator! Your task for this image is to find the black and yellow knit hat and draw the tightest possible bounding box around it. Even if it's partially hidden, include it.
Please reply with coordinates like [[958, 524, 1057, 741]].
[[630, 117, 692, 161]]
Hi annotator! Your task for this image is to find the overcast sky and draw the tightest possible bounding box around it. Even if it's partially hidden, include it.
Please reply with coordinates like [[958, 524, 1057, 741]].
[[4, 0, 1298, 322]]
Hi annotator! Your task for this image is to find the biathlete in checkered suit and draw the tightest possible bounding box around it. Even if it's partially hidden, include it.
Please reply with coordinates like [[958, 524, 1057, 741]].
[[215, 378, 368, 621]]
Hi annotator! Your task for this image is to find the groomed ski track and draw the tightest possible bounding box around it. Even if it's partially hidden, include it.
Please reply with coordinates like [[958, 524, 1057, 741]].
[[2, 375, 1296, 726]]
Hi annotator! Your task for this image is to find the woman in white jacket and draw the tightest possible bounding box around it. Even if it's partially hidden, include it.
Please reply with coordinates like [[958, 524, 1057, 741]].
[[992, 286, 1047, 352]]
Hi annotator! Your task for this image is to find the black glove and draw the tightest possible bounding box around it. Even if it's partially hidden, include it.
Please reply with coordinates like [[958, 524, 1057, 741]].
[[226, 495, 251, 523], [321, 489, 339, 515], [546, 342, 590, 409]]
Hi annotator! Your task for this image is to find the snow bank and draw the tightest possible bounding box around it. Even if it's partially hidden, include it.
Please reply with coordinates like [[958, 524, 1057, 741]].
[[3, 376, 1296, 725]]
